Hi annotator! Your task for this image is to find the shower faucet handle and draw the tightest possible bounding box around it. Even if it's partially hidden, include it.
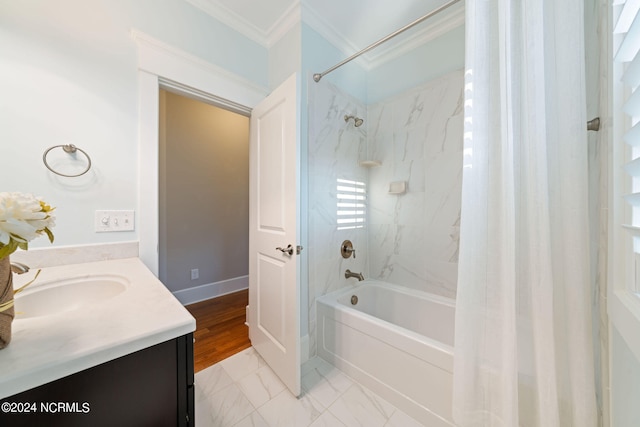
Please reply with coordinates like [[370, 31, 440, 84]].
[[341, 240, 355, 259]]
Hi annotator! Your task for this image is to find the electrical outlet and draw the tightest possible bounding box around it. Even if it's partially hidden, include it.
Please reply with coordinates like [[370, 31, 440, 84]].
[[95, 210, 135, 232], [190, 269, 199, 280]]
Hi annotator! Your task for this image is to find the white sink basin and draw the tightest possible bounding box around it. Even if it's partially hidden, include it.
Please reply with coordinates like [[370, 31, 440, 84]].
[[14, 275, 129, 319]]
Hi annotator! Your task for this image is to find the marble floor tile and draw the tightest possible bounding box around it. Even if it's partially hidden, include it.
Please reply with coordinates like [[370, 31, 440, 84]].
[[237, 365, 286, 408], [219, 347, 265, 381], [203, 383, 256, 427], [232, 410, 270, 427], [257, 389, 324, 427], [309, 410, 348, 427], [327, 383, 396, 427], [196, 363, 234, 397], [301, 357, 353, 408], [194, 349, 426, 427], [384, 409, 427, 427]]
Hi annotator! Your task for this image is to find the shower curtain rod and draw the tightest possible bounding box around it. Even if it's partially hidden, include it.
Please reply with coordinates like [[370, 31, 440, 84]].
[[312, 0, 463, 83]]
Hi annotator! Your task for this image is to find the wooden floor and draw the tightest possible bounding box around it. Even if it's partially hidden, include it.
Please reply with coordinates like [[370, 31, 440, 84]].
[[185, 289, 251, 373]]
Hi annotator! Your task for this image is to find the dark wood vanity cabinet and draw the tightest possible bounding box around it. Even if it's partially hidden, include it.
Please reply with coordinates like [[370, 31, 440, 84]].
[[0, 333, 194, 427]]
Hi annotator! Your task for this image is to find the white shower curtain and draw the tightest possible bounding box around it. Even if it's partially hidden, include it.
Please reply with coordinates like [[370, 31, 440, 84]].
[[452, 0, 597, 426]]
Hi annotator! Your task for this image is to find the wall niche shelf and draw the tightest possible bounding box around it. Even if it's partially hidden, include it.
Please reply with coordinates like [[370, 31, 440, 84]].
[[388, 181, 407, 195], [358, 160, 382, 168]]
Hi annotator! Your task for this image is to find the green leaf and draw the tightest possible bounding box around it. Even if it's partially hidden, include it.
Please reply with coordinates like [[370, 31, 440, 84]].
[[0, 240, 18, 259], [44, 227, 54, 243]]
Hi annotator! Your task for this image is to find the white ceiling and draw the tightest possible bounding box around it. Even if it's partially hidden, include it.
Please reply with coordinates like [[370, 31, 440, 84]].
[[185, 0, 464, 68]]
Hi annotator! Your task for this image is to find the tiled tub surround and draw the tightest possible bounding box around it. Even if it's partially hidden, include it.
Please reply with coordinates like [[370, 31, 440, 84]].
[[317, 281, 455, 426], [0, 257, 195, 398], [308, 78, 369, 296], [367, 70, 464, 299], [308, 70, 464, 355], [307, 78, 369, 356]]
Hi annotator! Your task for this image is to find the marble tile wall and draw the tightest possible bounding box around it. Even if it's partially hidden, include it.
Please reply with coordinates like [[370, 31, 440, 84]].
[[307, 78, 369, 356], [367, 70, 464, 298], [307, 70, 464, 355]]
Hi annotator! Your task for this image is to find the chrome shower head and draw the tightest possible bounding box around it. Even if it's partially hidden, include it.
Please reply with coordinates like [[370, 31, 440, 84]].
[[344, 115, 364, 127]]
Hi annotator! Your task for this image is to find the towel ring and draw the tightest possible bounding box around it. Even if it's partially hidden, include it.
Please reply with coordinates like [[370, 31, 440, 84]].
[[42, 144, 92, 177]]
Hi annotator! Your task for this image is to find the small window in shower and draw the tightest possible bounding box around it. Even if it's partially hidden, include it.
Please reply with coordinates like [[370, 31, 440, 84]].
[[336, 178, 366, 230]]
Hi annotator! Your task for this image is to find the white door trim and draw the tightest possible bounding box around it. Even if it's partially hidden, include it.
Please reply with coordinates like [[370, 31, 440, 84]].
[[133, 29, 268, 275]]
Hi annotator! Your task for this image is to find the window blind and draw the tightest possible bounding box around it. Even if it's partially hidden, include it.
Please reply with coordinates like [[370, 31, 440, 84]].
[[616, 0, 640, 249], [336, 178, 366, 230]]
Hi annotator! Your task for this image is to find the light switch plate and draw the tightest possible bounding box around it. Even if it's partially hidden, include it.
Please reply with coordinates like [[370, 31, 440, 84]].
[[95, 210, 135, 232]]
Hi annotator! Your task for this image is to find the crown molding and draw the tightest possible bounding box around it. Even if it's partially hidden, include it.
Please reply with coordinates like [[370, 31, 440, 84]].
[[183, 0, 464, 69], [184, 0, 269, 46], [302, 2, 464, 71], [366, 6, 465, 69], [301, 2, 368, 68], [266, 2, 301, 47], [184, 0, 300, 48]]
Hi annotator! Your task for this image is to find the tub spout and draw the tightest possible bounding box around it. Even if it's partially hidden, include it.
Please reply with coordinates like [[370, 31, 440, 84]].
[[345, 269, 364, 281]]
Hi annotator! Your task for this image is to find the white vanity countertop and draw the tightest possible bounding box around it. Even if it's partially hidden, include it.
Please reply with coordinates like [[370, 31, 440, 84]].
[[0, 257, 195, 399]]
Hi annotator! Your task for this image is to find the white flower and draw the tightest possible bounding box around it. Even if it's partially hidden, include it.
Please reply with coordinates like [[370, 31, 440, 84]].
[[0, 192, 55, 258]]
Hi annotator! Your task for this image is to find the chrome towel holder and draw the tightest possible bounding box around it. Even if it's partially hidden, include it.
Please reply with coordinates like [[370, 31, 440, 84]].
[[42, 144, 92, 177]]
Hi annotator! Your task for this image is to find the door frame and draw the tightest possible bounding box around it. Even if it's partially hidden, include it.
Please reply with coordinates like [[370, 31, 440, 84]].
[[134, 31, 310, 364], [133, 30, 268, 275]]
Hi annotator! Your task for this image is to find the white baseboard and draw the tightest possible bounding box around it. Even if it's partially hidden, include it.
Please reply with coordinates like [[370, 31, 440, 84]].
[[172, 275, 248, 305]]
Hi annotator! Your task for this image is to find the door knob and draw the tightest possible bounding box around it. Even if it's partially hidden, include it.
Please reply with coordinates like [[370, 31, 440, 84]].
[[276, 244, 294, 256]]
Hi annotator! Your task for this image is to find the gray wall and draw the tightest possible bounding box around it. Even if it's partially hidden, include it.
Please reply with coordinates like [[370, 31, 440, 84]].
[[159, 90, 250, 292]]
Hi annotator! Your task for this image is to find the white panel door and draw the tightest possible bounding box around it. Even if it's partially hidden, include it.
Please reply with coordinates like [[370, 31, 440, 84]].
[[249, 73, 300, 396]]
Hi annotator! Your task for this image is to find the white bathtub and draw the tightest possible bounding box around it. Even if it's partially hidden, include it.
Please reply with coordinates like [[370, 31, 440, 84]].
[[316, 280, 455, 426]]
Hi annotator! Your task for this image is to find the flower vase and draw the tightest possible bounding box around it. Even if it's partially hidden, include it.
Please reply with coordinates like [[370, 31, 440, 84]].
[[0, 256, 14, 349]]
